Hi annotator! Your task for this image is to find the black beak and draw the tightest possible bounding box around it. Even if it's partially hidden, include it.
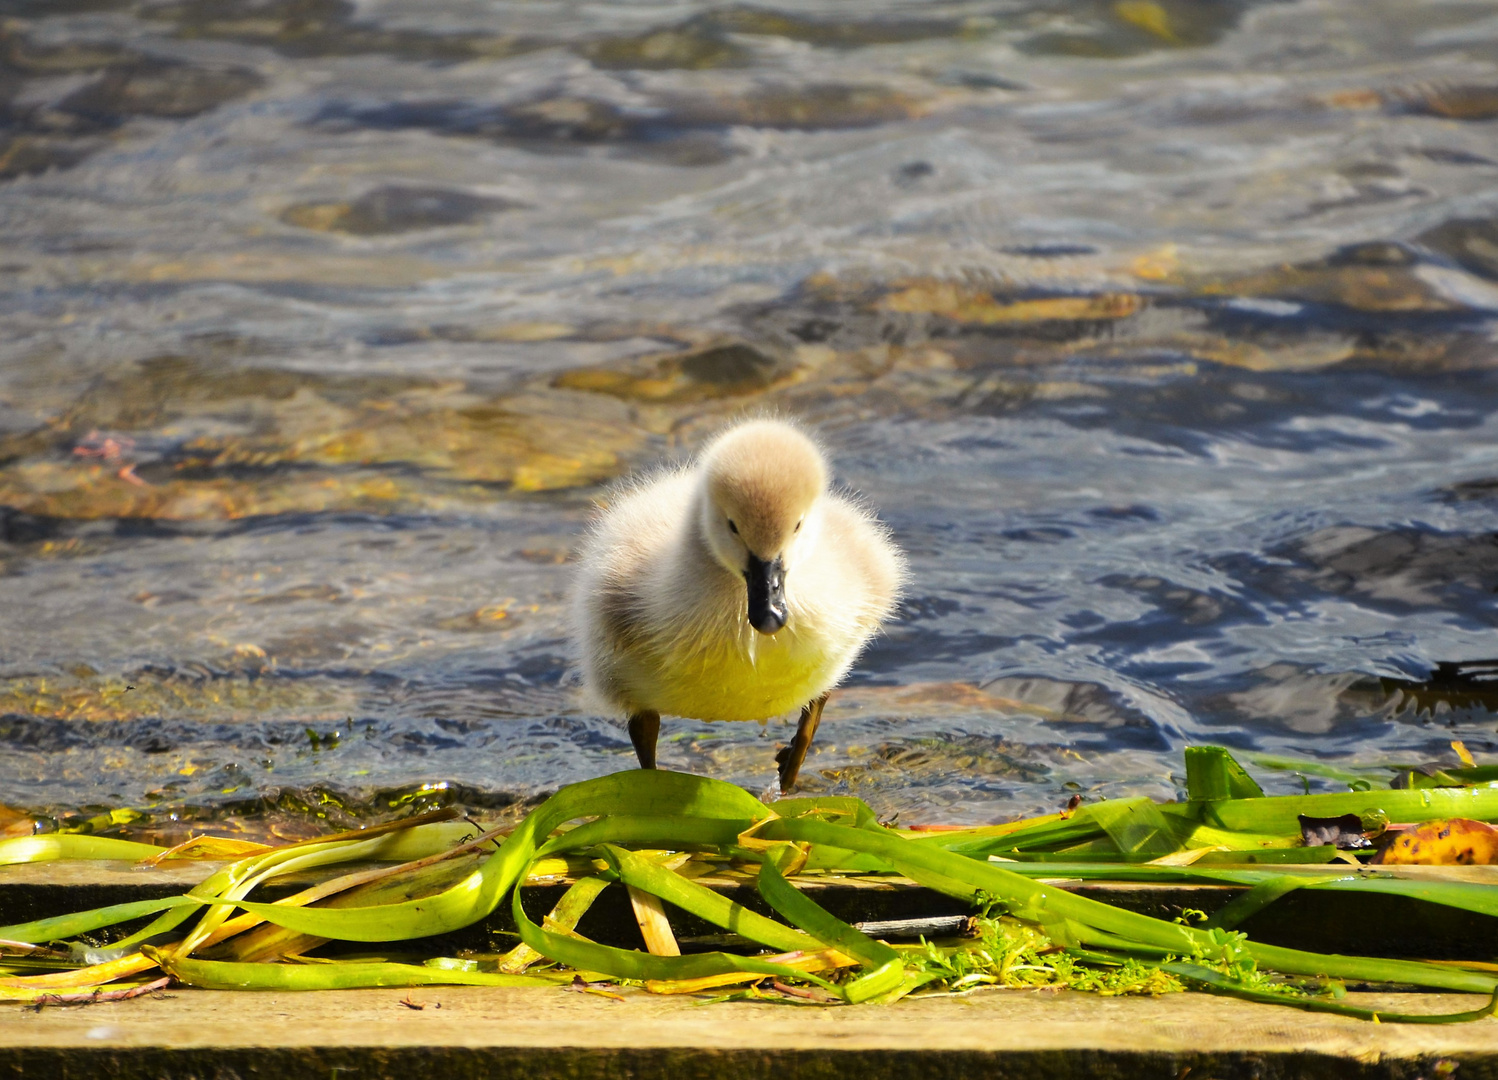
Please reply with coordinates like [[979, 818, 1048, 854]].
[[744, 553, 787, 635]]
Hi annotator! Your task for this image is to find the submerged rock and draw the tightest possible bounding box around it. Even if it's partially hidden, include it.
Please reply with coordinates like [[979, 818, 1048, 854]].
[[667, 83, 936, 131], [1401, 83, 1498, 121], [879, 283, 1143, 325], [0, 28, 263, 179], [1289, 525, 1498, 608], [1196, 244, 1465, 313], [0, 354, 652, 523], [160, 0, 543, 63], [578, 27, 751, 71], [280, 186, 521, 235], [57, 62, 264, 127], [699, 7, 971, 49], [1418, 218, 1498, 282], [554, 342, 797, 404], [0, 134, 100, 180]]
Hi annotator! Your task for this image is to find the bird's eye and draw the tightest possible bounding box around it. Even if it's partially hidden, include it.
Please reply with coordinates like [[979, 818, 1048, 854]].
[[794, 519, 803, 533], [727, 520, 738, 535]]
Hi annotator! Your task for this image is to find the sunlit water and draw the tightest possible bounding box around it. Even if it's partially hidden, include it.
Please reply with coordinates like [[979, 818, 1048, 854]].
[[2, 0, 1498, 838]]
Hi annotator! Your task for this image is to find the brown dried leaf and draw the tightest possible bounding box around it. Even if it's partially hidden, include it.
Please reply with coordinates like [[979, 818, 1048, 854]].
[[0, 805, 35, 839]]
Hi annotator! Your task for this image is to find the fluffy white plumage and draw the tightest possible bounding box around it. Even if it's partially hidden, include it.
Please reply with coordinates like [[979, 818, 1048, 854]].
[[570, 417, 904, 784]]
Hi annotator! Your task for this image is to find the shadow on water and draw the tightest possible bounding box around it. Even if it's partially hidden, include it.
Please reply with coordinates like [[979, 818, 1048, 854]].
[[2, 0, 1498, 835]]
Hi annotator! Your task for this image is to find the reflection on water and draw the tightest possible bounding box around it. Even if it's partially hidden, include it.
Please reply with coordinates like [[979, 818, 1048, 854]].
[[2, 0, 1498, 837]]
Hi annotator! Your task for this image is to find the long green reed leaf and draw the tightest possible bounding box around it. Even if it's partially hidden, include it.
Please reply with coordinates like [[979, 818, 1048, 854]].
[[230, 772, 770, 941], [0, 835, 165, 867], [0, 896, 198, 945], [1204, 788, 1498, 832], [497, 875, 612, 973], [1203, 875, 1331, 931], [1159, 962, 1498, 1024], [762, 815, 1498, 995], [146, 949, 560, 990], [597, 845, 813, 954], [756, 853, 904, 1004], [508, 873, 847, 997]]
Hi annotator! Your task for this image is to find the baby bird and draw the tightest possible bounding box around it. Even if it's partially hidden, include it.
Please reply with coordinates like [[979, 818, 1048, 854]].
[[572, 417, 904, 792]]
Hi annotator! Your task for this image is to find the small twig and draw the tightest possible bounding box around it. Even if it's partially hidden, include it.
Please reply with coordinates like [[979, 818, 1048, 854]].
[[27, 977, 172, 1011], [0, 939, 64, 956], [564, 975, 625, 1002], [770, 980, 838, 1003], [398, 994, 426, 1010], [852, 915, 972, 939]]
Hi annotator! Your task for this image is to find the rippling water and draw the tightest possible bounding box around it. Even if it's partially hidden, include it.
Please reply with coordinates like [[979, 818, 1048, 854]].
[[2, 0, 1498, 838]]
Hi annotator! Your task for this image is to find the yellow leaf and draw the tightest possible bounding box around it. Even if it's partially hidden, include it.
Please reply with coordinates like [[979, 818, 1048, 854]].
[[1374, 819, 1498, 865], [645, 947, 857, 994], [1146, 846, 1226, 866], [138, 835, 274, 866], [627, 885, 681, 957], [1113, 0, 1181, 44]]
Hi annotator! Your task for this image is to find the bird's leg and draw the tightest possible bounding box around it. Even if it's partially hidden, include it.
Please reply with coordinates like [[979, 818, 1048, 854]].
[[628, 710, 661, 770], [775, 693, 829, 792]]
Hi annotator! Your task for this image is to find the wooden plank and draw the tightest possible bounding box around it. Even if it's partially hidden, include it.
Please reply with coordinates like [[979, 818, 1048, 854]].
[[1, 983, 1496, 1079]]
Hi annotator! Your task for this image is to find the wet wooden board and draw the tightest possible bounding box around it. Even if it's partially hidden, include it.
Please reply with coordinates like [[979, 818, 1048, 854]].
[[2, 983, 1496, 1080]]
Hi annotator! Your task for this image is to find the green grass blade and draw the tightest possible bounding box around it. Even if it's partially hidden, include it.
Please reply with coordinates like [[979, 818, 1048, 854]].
[[1204, 788, 1498, 833], [109, 906, 204, 950], [0, 896, 199, 945], [1243, 942, 1498, 994], [598, 845, 813, 955], [1161, 962, 1498, 1024], [1075, 798, 1192, 856], [756, 854, 904, 1004], [755, 856, 893, 970], [0, 835, 165, 867], [764, 816, 1498, 996], [509, 878, 846, 996], [534, 816, 752, 860], [763, 817, 1201, 955], [973, 860, 1498, 921], [1185, 747, 1265, 801], [1246, 754, 1390, 788], [232, 771, 770, 942], [1194, 847, 1346, 865], [497, 875, 612, 973], [1202, 876, 1333, 931], [940, 816, 1106, 856], [770, 797, 881, 828], [146, 949, 561, 990]]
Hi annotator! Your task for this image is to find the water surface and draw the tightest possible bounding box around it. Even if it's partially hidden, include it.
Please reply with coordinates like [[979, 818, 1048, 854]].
[[2, 0, 1498, 838]]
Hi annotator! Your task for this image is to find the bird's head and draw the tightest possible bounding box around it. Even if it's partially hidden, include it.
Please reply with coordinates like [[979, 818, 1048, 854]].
[[698, 419, 827, 635]]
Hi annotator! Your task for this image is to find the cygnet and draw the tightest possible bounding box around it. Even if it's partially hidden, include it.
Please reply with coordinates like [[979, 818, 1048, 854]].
[[571, 417, 905, 792]]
